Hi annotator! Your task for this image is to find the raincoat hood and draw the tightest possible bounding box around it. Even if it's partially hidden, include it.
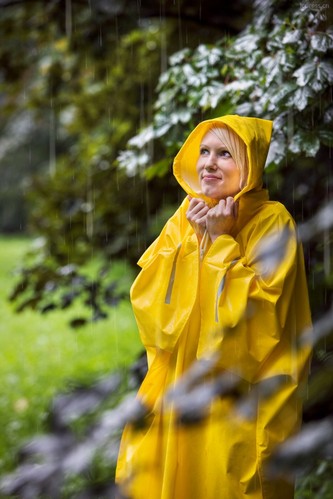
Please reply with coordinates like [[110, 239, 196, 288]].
[[173, 115, 273, 204]]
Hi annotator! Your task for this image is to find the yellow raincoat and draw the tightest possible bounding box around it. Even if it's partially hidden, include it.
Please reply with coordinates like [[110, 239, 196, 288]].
[[116, 115, 312, 498]]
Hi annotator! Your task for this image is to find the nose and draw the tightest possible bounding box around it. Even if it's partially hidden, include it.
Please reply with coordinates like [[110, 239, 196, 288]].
[[204, 152, 217, 169]]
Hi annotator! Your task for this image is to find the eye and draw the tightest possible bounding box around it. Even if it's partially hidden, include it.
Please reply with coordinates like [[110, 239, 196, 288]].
[[218, 149, 231, 158], [199, 147, 209, 155]]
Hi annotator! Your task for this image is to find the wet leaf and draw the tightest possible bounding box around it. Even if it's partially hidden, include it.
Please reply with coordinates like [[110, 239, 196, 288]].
[[310, 32, 333, 53], [16, 297, 41, 313], [60, 291, 78, 309], [228, 33, 260, 56], [70, 318, 87, 328], [293, 61, 317, 87], [8, 278, 29, 301], [40, 303, 57, 313], [318, 129, 333, 146], [290, 86, 314, 111], [282, 29, 303, 45], [318, 61, 333, 84], [289, 130, 320, 156]]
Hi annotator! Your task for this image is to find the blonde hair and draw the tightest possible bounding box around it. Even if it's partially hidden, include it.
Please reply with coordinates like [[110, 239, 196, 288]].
[[209, 125, 248, 189]]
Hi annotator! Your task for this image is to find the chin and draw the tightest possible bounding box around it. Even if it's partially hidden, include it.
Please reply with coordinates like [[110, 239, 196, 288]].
[[203, 189, 225, 200]]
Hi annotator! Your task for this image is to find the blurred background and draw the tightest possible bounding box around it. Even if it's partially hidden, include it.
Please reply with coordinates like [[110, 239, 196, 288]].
[[0, 0, 332, 497]]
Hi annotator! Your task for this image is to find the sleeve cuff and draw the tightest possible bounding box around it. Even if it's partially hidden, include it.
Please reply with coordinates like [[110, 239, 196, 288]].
[[205, 234, 241, 265]]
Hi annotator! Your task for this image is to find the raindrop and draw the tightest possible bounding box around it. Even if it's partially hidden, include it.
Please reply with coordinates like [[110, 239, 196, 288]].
[[159, 8, 168, 74], [99, 25, 103, 47], [323, 229, 331, 277], [66, 0, 72, 38], [177, 0, 183, 49], [292, 183, 295, 205], [49, 107, 56, 176], [287, 111, 294, 144], [86, 172, 94, 239], [140, 82, 145, 128]]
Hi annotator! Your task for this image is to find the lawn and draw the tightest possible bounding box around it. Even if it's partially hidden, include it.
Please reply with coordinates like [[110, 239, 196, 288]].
[[0, 235, 142, 473]]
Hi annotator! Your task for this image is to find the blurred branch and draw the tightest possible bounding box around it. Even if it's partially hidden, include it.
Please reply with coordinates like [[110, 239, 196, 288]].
[[0, 369, 147, 498], [301, 305, 333, 347], [269, 417, 333, 475], [298, 201, 333, 243]]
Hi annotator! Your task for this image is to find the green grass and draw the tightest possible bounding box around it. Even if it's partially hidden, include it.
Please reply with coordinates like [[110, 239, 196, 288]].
[[0, 235, 142, 472]]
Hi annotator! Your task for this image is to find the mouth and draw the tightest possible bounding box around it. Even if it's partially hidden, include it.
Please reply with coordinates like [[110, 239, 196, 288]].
[[202, 175, 221, 181]]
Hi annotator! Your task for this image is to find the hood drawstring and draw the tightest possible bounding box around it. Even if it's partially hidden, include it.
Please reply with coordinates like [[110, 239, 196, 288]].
[[200, 230, 210, 261]]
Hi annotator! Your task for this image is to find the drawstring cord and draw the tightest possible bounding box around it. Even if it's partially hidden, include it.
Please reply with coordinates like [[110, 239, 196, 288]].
[[200, 229, 210, 261]]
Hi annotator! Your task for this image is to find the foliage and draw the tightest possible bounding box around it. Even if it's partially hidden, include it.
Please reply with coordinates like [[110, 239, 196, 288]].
[[1, 0, 333, 495], [0, 1, 185, 324], [296, 459, 333, 499], [3, 0, 332, 326], [0, 237, 141, 473], [119, 1, 333, 173], [118, 0, 333, 318]]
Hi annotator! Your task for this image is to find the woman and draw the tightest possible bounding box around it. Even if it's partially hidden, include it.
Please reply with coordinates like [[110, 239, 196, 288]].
[[116, 115, 312, 498]]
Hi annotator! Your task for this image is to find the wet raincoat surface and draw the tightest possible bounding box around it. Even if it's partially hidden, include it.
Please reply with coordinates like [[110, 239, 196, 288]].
[[116, 115, 312, 499]]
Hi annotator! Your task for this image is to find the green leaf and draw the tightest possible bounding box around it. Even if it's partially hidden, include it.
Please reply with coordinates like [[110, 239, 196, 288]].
[[199, 82, 226, 110], [265, 133, 286, 167], [289, 130, 320, 157], [324, 105, 333, 124], [310, 33, 333, 53], [290, 86, 314, 111], [293, 61, 317, 87], [318, 130, 333, 147], [270, 82, 296, 106], [283, 29, 303, 45], [227, 33, 261, 58], [145, 159, 171, 180], [318, 61, 333, 84]]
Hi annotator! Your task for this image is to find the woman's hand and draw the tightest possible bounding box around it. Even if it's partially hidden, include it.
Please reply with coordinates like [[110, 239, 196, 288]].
[[186, 196, 210, 240], [206, 196, 238, 242]]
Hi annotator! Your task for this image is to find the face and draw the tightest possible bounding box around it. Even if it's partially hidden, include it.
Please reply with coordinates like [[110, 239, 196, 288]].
[[196, 130, 241, 200]]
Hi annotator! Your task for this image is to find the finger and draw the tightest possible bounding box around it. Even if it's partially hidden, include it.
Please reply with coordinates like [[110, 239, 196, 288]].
[[215, 199, 226, 215], [225, 196, 234, 208], [224, 197, 235, 216], [207, 206, 219, 219], [189, 199, 207, 213], [189, 197, 201, 208], [192, 206, 209, 221], [225, 197, 238, 219], [199, 205, 210, 215], [195, 215, 207, 226], [187, 201, 208, 222]]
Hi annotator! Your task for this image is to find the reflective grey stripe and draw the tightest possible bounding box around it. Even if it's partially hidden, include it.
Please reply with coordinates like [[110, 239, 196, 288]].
[[215, 274, 226, 322], [215, 258, 240, 323], [165, 244, 182, 304]]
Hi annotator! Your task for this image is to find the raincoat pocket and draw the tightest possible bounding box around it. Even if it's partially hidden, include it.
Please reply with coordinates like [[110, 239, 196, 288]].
[[130, 242, 198, 352]]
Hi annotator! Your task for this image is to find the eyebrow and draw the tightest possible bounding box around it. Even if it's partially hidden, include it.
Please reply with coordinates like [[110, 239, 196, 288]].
[[199, 142, 229, 149]]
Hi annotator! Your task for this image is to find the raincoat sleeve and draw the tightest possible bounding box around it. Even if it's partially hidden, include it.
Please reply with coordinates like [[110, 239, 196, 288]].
[[198, 204, 312, 384], [130, 198, 199, 364]]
